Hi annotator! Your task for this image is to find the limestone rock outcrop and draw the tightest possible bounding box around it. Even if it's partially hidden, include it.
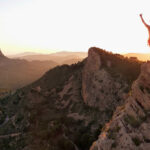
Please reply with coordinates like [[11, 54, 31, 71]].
[[82, 47, 128, 110], [90, 62, 150, 150]]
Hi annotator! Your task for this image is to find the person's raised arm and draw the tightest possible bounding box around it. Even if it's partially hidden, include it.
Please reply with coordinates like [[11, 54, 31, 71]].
[[140, 14, 149, 28]]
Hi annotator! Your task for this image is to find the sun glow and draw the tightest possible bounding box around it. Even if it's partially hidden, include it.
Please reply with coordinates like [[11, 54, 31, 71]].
[[0, 0, 150, 55]]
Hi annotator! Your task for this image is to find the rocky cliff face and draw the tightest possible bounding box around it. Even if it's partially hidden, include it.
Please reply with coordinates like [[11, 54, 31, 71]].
[[82, 47, 134, 111], [90, 62, 150, 150]]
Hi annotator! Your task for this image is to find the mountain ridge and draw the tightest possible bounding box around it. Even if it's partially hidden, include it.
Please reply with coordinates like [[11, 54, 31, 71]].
[[90, 62, 150, 150], [8, 51, 87, 64], [0, 50, 58, 90]]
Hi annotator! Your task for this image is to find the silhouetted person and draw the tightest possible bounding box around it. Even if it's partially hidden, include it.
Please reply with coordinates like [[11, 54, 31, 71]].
[[140, 14, 150, 46]]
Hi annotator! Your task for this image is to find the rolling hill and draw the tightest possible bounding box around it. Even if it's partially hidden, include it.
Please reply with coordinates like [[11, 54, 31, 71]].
[[9, 51, 87, 64], [0, 50, 57, 90]]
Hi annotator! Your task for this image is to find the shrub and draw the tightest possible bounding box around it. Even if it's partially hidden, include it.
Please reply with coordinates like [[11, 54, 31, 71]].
[[58, 137, 75, 150], [108, 125, 120, 140], [144, 136, 150, 143], [92, 47, 142, 86], [15, 113, 24, 123], [108, 129, 116, 140], [63, 94, 71, 101], [140, 86, 144, 93], [146, 87, 150, 94], [114, 126, 120, 132], [111, 142, 117, 148], [132, 137, 142, 146], [124, 115, 142, 128]]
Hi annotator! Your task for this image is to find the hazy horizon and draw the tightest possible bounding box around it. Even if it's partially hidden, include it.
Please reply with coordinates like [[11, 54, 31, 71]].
[[1, 0, 150, 55], [5, 50, 88, 56]]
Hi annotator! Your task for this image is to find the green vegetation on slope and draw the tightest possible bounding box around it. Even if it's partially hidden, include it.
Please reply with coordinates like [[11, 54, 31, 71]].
[[92, 47, 142, 86]]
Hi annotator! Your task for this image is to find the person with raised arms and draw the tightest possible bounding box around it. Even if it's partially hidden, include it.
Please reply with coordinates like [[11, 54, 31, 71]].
[[140, 14, 150, 46]]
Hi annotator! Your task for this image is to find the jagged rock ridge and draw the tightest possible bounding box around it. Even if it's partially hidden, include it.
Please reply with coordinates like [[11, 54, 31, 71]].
[[82, 47, 141, 110], [90, 62, 150, 150]]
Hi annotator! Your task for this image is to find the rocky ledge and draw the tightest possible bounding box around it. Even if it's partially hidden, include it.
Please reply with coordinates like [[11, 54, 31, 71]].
[[90, 62, 150, 150]]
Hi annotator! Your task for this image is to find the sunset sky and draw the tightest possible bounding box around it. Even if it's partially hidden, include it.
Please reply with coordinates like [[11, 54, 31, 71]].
[[0, 0, 150, 55]]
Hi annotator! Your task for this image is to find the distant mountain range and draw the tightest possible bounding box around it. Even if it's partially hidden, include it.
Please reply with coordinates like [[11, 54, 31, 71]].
[[8, 51, 88, 64], [8, 52, 41, 58], [0, 50, 57, 90], [0, 50, 87, 90], [8, 51, 150, 62]]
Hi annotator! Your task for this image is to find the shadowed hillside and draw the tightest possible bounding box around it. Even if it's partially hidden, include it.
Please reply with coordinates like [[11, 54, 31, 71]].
[[0, 50, 57, 90]]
